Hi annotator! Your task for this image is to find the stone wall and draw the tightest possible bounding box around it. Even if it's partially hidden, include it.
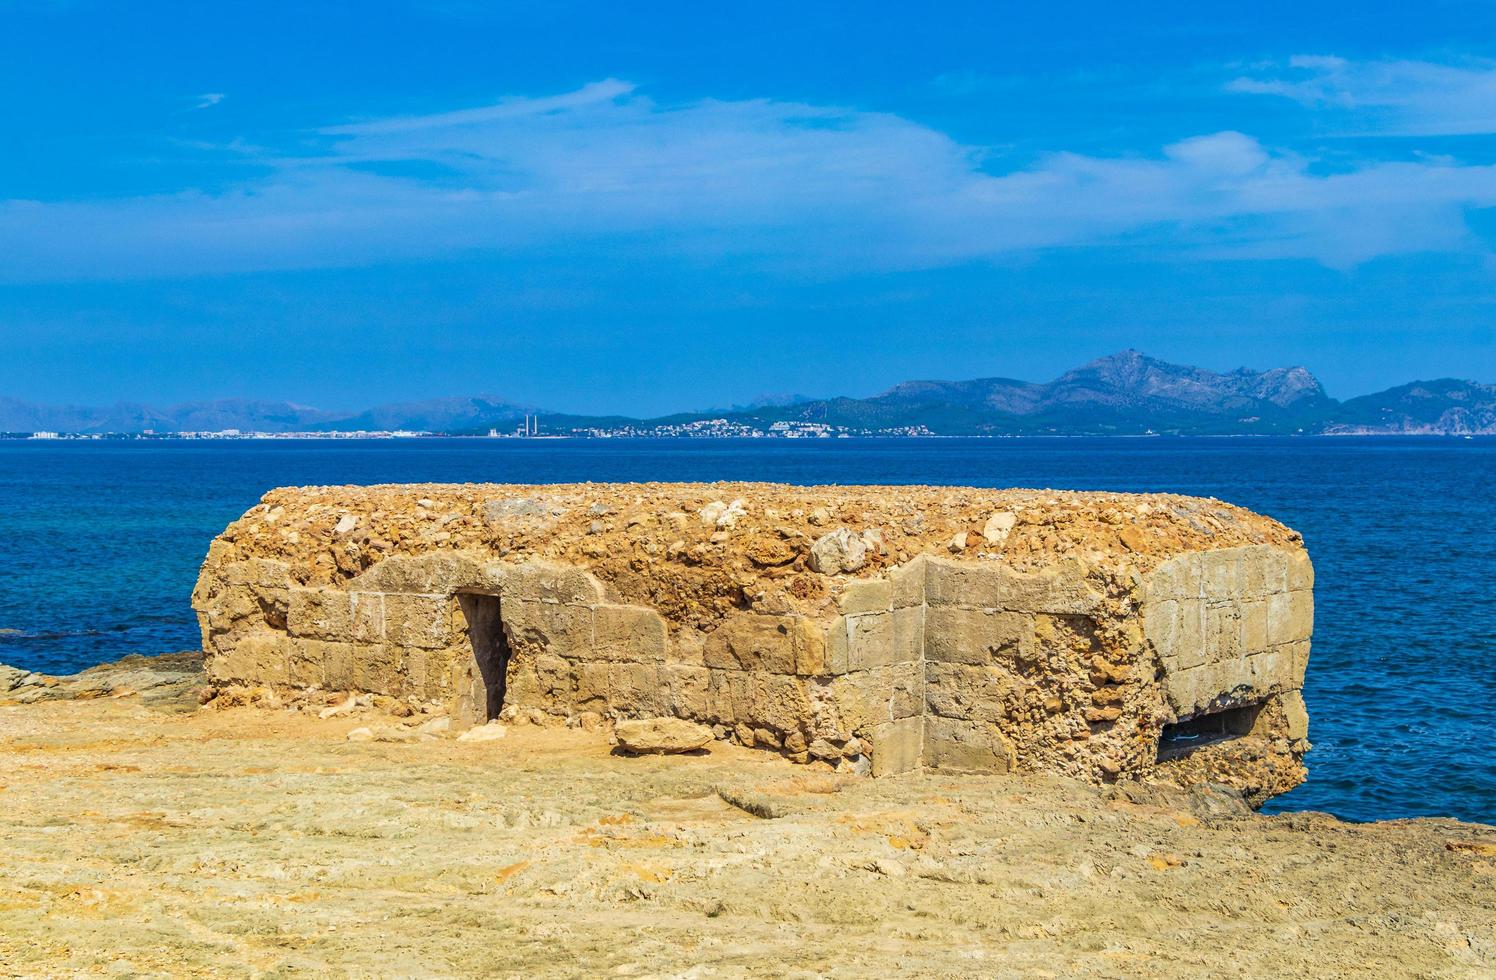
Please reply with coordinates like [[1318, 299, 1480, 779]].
[[192, 482, 1314, 802]]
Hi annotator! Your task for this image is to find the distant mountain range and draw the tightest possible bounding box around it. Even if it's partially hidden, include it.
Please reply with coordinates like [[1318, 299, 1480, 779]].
[[0, 394, 532, 435], [4, 351, 1494, 436]]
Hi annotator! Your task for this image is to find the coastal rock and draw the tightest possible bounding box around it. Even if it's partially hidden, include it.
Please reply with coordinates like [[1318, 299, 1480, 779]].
[[614, 718, 714, 754], [808, 528, 867, 574], [0, 653, 202, 707], [699, 499, 748, 528], [1, 663, 33, 692], [0, 674, 1488, 979], [457, 721, 508, 743], [808, 737, 841, 761], [415, 716, 450, 735], [482, 497, 556, 524], [982, 512, 1016, 546], [319, 696, 357, 719]]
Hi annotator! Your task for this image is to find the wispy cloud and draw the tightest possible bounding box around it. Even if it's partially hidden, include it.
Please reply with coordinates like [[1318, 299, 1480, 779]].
[[323, 79, 632, 135], [4, 79, 1496, 281], [1229, 56, 1496, 135], [192, 92, 225, 110]]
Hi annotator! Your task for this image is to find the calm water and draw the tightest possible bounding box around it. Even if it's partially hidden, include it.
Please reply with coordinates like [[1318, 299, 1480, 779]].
[[1, 437, 1492, 824]]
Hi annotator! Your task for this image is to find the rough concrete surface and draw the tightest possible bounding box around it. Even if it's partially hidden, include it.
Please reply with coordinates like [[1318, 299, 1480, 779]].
[[1, 656, 1492, 978]]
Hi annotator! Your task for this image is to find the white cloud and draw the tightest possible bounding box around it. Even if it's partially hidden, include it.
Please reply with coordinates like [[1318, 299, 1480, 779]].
[[5, 79, 1496, 280], [192, 93, 225, 110], [1229, 56, 1496, 135], [323, 79, 632, 135]]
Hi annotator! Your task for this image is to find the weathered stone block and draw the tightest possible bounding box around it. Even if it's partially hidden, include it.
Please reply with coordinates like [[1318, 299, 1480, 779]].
[[423, 649, 457, 699], [923, 715, 1014, 773], [1241, 550, 1267, 596], [923, 560, 1005, 609], [1174, 600, 1207, 670], [791, 620, 827, 676], [1203, 552, 1241, 596], [502, 561, 603, 606], [1142, 598, 1177, 661], [820, 663, 919, 735], [1145, 556, 1182, 602], [287, 588, 351, 640], [1288, 639, 1311, 683], [403, 647, 429, 698], [533, 654, 577, 700], [890, 555, 927, 609], [351, 552, 487, 594], [705, 615, 799, 674], [210, 633, 289, 685], [846, 612, 894, 670], [1238, 546, 1291, 597], [662, 663, 711, 718], [199, 585, 258, 635], [1287, 552, 1314, 592], [1244, 645, 1296, 694], [924, 661, 1012, 724], [503, 659, 543, 707], [384, 594, 455, 650], [925, 559, 1101, 615], [201, 585, 288, 637], [1279, 689, 1310, 740], [1240, 597, 1269, 653], [735, 673, 815, 734], [826, 671, 889, 733], [1204, 602, 1241, 663], [924, 607, 1029, 666], [869, 717, 921, 776], [824, 621, 850, 676], [349, 593, 385, 643], [890, 605, 924, 664], [505, 600, 594, 659], [1290, 590, 1314, 642], [575, 661, 610, 708], [287, 639, 355, 689], [1262, 550, 1290, 594], [703, 668, 742, 725], [222, 559, 293, 589], [349, 643, 401, 694], [593, 604, 668, 664], [839, 579, 892, 616], [1163, 662, 1224, 717], [824, 613, 899, 674], [1148, 554, 1202, 602], [1265, 591, 1311, 645]]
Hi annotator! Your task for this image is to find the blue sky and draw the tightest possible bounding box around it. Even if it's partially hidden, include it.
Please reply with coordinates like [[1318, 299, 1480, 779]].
[[4, 1, 1496, 413]]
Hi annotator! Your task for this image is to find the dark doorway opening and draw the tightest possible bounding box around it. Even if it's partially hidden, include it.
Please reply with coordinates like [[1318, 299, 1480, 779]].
[[459, 594, 511, 722]]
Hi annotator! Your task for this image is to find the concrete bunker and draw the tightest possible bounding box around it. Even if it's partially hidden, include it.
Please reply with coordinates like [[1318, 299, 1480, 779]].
[[192, 482, 1314, 804]]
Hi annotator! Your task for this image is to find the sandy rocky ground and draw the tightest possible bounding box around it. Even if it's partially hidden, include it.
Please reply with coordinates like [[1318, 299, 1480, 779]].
[[2, 655, 1494, 979]]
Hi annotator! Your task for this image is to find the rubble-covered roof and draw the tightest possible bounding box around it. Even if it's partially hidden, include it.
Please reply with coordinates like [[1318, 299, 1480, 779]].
[[204, 482, 1304, 626]]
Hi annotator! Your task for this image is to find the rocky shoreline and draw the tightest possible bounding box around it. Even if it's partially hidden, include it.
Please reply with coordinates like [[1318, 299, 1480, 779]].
[[2, 653, 1492, 977]]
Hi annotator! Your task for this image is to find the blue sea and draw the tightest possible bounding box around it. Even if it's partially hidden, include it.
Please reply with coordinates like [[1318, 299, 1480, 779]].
[[1, 437, 1492, 824]]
